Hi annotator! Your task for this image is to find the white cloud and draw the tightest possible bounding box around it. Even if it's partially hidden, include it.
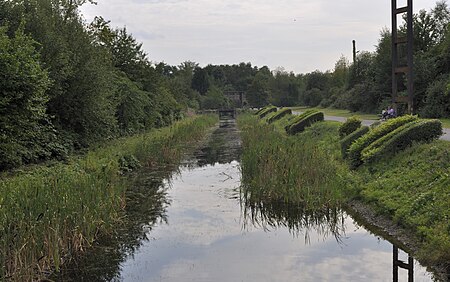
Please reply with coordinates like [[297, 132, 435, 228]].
[[80, 0, 439, 73]]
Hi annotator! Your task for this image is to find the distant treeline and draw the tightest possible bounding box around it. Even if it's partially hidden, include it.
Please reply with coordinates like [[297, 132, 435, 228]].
[[1, 0, 449, 170]]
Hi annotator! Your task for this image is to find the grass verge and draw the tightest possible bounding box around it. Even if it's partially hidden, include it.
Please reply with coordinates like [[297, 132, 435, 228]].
[[238, 113, 450, 273], [0, 114, 218, 281]]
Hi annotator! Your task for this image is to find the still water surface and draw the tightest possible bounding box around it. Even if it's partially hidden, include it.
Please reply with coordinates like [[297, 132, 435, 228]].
[[58, 120, 435, 281]]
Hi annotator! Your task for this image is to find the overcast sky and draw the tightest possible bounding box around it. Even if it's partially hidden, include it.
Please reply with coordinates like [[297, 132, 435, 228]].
[[80, 0, 439, 74]]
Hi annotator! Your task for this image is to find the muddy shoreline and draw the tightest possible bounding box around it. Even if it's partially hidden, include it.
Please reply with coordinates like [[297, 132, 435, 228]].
[[346, 200, 449, 281]]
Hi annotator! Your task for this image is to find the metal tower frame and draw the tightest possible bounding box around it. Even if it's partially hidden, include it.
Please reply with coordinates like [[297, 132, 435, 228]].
[[392, 0, 414, 114]]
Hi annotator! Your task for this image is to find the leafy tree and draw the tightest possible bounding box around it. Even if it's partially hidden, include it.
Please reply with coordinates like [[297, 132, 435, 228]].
[[0, 26, 60, 169], [247, 67, 272, 107], [191, 67, 210, 95]]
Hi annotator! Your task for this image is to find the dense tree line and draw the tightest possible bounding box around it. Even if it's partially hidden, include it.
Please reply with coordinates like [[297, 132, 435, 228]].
[[1, 0, 449, 170]]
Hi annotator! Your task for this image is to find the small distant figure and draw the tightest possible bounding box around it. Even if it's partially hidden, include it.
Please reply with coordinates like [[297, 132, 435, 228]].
[[381, 108, 388, 120], [387, 106, 396, 119], [381, 106, 397, 121]]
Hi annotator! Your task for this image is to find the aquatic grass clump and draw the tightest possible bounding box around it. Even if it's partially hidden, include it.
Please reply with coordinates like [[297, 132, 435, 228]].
[[238, 114, 346, 210], [0, 114, 218, 281]]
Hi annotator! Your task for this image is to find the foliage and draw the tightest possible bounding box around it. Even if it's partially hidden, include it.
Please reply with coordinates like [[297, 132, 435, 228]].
[[258, 106, 277, 118], [361, 119, 443, 163], [0, 25, 66, 170], [238, 114, 345, 208], [357, 141, 450, 267], [0, 115, 217, 280], [421, 75, 450, 118], [338, 116, 362, 138], [347, 115, 418, 168], [286, 111, 324, 135], [340, 126, 369, 158], [267, 108, 292, 124]]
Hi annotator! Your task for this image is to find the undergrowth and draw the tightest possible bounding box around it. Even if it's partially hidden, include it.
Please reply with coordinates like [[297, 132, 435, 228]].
[[0, 114, 218, 281], [238, 113, 450, 272]]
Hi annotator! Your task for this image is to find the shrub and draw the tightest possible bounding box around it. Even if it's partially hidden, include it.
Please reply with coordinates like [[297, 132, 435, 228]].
[[339, 116, 362, 138], [361, 119, 443, 163], [284, 110, 318, 132], [267, 108, 292, 124], [254, 106, 270, 115], [340, 126, 369, 158], [347, 115, 418, 168], [258, 106, 277, 118], [286, 112, 324, 135]]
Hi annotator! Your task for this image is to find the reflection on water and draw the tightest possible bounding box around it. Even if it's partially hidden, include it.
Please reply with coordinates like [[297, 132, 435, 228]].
[[55, 118, 437, 281], [241, 199, 346, 245]]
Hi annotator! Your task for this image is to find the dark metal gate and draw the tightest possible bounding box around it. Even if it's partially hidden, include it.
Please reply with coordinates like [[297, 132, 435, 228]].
[[392, 0, 414, 114]]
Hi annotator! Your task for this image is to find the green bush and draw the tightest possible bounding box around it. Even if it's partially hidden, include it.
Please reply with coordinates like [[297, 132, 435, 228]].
[[361, 119, 443, 163], [258, 106, 277, 118], [267, 108, 292, 123], [339, 116, 362, 138], [347, 115, 418, 169], [284, 110, 318, 132], [254, 106, 270, 115], [286, 112, 324, 135], [340, 126, 369, 158]]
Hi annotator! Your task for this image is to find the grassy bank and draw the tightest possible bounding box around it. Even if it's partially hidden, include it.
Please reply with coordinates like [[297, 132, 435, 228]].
[[0, 115, 218, 281], [238, 113, 449, 272]]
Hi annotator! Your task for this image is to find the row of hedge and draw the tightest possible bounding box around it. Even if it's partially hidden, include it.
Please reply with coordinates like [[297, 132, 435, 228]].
[[254, 107, 325, 136], [339, 115, 443, 168], [285, 111, 324, 135]]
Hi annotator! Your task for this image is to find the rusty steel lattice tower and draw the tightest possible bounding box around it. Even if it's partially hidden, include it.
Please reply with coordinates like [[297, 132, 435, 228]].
[[392, 0, 414, 114]]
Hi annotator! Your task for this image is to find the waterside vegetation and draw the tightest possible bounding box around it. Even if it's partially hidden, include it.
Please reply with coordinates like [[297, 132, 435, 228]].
[[238, 111, 449, 274], [0, 115, 218, 281]]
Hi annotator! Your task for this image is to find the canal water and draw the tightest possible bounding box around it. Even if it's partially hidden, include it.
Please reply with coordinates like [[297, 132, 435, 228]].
[[57, 118, 436, 281]]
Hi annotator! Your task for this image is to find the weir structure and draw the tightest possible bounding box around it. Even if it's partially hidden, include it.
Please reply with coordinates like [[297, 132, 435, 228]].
[[391, 0, 414, 114]]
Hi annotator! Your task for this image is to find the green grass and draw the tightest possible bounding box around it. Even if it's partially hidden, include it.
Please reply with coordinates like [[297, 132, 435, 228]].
[[356, 141, 450, 267], [238, 112, 450, 270], [238, 114, 347, 209], [0, 114, 218, 281]]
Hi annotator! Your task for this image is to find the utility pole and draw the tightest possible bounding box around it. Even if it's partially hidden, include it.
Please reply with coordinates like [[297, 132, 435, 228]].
[[392, 0, 414, 114], [352, 40, 357, 64]]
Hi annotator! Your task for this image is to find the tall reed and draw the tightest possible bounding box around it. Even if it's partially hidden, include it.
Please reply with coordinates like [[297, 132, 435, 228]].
[[0, 114, 217, 281], [238, 114, 346, 210]]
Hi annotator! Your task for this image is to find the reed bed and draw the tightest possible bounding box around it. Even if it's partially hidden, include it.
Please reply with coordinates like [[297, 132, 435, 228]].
[[0, 114, 218, 281], [238, 114, 346, 210]]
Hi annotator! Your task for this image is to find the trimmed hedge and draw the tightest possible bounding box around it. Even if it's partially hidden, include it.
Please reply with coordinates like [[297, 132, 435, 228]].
[[284, 110, 318, 132], [254, 106, 270, 115], [267, 108, 292, 124], [258, 106, 277, 118], [339, 116, 362, 138], [361, 119, 443, 163], [286, 111, 324, 135], [347, 115, 418, 169], [340, 126, 369, 158]]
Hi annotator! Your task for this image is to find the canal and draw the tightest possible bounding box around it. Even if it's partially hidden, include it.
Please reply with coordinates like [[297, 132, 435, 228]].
[[56, 118, 436, 281]]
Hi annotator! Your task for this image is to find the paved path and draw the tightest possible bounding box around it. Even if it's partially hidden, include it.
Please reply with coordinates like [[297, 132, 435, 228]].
[[293, 111, 450, 141]]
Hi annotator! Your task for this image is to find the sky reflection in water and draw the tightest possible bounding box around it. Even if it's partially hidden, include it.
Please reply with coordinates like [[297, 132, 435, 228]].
[[118, 162, 433, 282]]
